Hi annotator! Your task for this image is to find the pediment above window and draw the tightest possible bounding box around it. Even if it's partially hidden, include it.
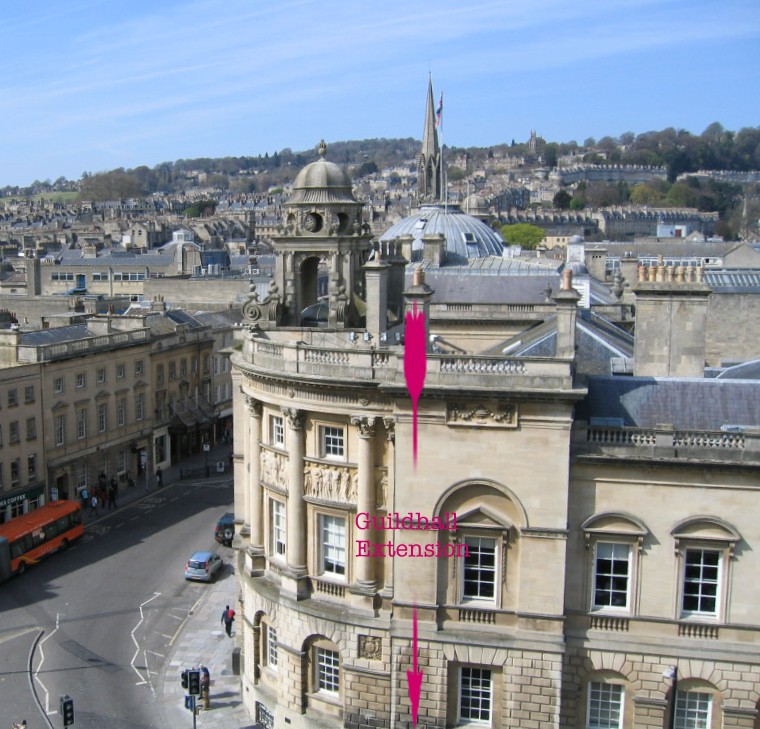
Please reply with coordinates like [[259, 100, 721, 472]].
[[457, 506, 513, 532], [671, 516, 740, 544], [582, 512, 649, 551]]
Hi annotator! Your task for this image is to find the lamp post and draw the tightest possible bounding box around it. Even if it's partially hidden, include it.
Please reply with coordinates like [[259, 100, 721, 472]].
[[203, 441, 210, 477]]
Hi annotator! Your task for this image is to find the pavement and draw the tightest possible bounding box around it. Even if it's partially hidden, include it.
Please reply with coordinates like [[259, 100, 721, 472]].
[[82, 443, 254, 729]]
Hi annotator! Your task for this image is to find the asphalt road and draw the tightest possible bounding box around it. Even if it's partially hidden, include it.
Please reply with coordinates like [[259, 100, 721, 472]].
[[0, 477, 234, 729]]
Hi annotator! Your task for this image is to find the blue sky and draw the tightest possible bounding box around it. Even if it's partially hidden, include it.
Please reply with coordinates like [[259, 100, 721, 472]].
[[1, 0, 758, 186]]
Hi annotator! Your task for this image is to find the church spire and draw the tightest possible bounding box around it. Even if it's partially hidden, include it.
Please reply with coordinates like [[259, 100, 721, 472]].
[[417, 76, 442, 204]]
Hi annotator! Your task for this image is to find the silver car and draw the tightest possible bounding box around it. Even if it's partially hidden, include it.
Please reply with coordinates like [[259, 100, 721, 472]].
[[184, 551, 223, 582]]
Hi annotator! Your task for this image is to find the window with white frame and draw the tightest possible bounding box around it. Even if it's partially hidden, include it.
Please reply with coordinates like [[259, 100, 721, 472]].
[[462, 536, 497, 602], [97, 367, 106, 384], [319, 514, 346, 578], [9, 421, 19, 444], [459, 666, 493, 724], [54, 377, 64, 394], [674, 690, 712, 729], [135, 360, 144, 376], [7, 388, 17, 406], [116, 363, 125, 379], [10, 458, 20, 487], [135, 393, 144, 421], [25, 417, 36, 440], [583, 513, 649, 616], [76, 373, 86, 389], [270, 415, 284, 447], [265, 624, 278, 671], [316, 648, 340, 693], [117, 398, 126, 427], [592, 542, 631, 611], [97, 403, 107, 433], [271, 499, 286, 559], [587, 682, 624, 729], [24, 385, 34, 403], [77, 408, 87, 439], [320, 426, 344, 459], [55, 414, 65, 446], [117, 449, 127, 473], [27, 454, 36, 481], [681, 549, 720, 618]]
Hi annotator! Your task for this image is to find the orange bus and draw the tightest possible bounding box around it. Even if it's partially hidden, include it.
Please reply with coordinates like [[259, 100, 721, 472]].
[[0, 500, 84, 581]]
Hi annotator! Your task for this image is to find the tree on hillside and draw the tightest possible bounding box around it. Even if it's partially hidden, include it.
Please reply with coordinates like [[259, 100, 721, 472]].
[[500, 223, 545, 249], [553, 190, 572, 209]]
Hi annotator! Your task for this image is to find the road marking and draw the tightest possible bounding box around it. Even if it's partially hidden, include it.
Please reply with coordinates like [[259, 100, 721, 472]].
[[130, 592, 161, 696], [34, 612, 62, 714]]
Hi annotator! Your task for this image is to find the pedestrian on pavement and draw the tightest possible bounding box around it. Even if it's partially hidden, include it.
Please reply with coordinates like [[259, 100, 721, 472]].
[[221, 604, 235, 637], [90, 494, 98, 515], [200, 665, 210, 709], [108, 478, 118, 509], [155, 466, 163, 488]]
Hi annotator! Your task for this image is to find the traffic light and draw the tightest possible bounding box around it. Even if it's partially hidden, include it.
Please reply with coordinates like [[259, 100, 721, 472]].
[[60, 695, 74, 727], [188, 669, 201, 695], [181, 669, 189, 689]]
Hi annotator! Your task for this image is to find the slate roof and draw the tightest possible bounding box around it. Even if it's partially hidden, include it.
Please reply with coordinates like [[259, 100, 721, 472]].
[[20, 323, 91, 346], [576, 376, 760, 430]]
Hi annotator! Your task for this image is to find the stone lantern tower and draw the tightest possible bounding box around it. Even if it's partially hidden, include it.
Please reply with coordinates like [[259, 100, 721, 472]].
[[265, 140, 373, 328]]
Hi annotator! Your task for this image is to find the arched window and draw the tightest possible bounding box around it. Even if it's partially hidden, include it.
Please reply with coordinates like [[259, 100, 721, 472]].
[[671, 517, 740, 622], [582, 512, 649, 615]]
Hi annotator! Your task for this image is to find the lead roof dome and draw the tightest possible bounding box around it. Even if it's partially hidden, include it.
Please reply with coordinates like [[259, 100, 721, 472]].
[[288, 140, 357, 205], [379, 203, 505, 265]]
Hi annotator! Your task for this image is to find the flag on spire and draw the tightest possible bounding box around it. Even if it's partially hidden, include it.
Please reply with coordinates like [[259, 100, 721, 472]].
[[435, 92, 443, 127]]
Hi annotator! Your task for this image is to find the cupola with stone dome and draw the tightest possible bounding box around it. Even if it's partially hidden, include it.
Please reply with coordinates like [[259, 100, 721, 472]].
[[282, 139, 364, 236], [244, 141, 374, 329]]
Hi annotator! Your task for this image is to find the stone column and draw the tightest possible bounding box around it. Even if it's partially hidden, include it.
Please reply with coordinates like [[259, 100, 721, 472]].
[[351, 416, 376, 594], [282, 407, 308, 598], [247, 398, 263, 544]]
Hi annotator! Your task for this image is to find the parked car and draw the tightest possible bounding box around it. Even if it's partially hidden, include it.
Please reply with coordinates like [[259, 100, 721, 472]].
[[215, 513, 235, 547], [184, 551, 223, 583]]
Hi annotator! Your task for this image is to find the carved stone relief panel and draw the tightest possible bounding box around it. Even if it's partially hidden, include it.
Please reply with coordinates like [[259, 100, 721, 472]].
[[260, 448, 288, 489], [446, 401, 518, 428], [303, 462, 357, 503]]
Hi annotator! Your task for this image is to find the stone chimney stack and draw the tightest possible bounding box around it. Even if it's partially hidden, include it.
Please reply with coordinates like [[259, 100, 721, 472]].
[[633, 260, 711, 377], [553, 269, 581, 359], [363, 254, 389, 340], [402, 268, 434, 352]]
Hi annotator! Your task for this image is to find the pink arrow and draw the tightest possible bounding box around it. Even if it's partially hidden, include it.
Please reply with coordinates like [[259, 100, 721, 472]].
[[403, 302, 427, 467], [406, 605, 423, 726]]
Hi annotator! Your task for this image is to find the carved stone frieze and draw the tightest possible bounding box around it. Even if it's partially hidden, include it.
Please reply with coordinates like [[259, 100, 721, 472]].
[[303, 463, 357, 503], [447, 401, 518, 428], [260, 449, 288, 489]]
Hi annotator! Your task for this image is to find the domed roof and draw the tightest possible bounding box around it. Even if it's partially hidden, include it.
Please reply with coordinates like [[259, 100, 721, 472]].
[[288, 141, 358, 205], [379, 204, 504, 265]]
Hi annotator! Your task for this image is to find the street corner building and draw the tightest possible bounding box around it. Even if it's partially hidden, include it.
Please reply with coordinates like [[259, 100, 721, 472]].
[[228, 90, 760, 729]]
